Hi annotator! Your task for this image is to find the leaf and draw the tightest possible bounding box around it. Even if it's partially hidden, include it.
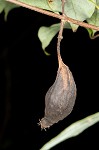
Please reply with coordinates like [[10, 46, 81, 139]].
[[40, 112, 99, 150], [47, 0, 96, 31], [87, 0, 99, 37], [38, 23, 71, 54], [86, 28, 94, 38], [47, 0, 62, 12], [0, 0, 19, 20], [17, 0, 96, 31], [0, 0, 5, 13], [4, 3, 19, 20], [38, 23, 60, 54], [18, 0, 52, 10], [89, 0, 99, 9]]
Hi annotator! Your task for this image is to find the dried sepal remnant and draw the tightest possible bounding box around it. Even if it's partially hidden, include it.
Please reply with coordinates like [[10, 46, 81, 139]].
[[39, 55, 77, 129]]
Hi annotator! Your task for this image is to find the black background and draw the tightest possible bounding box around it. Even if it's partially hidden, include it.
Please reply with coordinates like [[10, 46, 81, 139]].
[[0, 7, 99, 150]]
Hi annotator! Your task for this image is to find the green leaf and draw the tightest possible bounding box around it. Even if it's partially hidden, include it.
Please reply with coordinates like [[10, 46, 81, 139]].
[[40, 112, 99, 150], [18, 0, 51, 10], [4, 3, 19, 20], [0, 0, 6, 13], [38, 23, 71, 54], [38, 23, 60, 53], [47, 0, 62, 12], [47, 0, 96, 31], [18, 0, 96, 31], [0, 0, 19, 20], [86, 28, 94, 38], [89, 0, 99, 9], [87, 0, 99, 36]]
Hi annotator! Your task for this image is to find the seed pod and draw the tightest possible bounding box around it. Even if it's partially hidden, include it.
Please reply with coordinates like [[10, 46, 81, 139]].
[[39, 55, 77, 129]]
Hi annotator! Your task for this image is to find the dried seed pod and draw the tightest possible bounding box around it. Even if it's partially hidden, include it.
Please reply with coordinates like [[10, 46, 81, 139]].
[[39, 55, 77, 129]]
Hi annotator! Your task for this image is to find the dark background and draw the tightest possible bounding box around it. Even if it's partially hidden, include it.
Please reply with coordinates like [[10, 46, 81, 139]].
[[0, 7, 99, 150]]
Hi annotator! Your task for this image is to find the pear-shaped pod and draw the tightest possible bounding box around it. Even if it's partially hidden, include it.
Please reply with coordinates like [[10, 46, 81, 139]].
[[39, 56, 76, 129]]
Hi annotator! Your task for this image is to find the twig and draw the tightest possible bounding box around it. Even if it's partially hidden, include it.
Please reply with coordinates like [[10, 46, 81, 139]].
[[6, 0, 99, 31], [57, 0, 65, 62]]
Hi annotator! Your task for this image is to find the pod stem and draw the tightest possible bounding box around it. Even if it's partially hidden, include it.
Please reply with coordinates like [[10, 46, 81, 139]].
[[57, 0, 66, 66]]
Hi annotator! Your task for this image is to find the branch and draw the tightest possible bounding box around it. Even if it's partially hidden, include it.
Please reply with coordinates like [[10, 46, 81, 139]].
[[6, 0, 99, 31], [57, 0, 65, 62]]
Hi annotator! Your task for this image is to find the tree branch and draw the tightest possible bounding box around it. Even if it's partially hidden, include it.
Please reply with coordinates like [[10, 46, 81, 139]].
[[57, 0, 65, 62], [6, 0, 99, 31]]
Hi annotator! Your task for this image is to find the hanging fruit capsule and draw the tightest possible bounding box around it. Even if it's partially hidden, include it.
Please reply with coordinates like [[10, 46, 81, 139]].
[[39, 54, 77, 130]]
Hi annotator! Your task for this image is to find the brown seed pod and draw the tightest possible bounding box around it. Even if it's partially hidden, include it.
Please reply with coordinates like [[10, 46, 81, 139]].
[[39, 55, 77, 130]]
